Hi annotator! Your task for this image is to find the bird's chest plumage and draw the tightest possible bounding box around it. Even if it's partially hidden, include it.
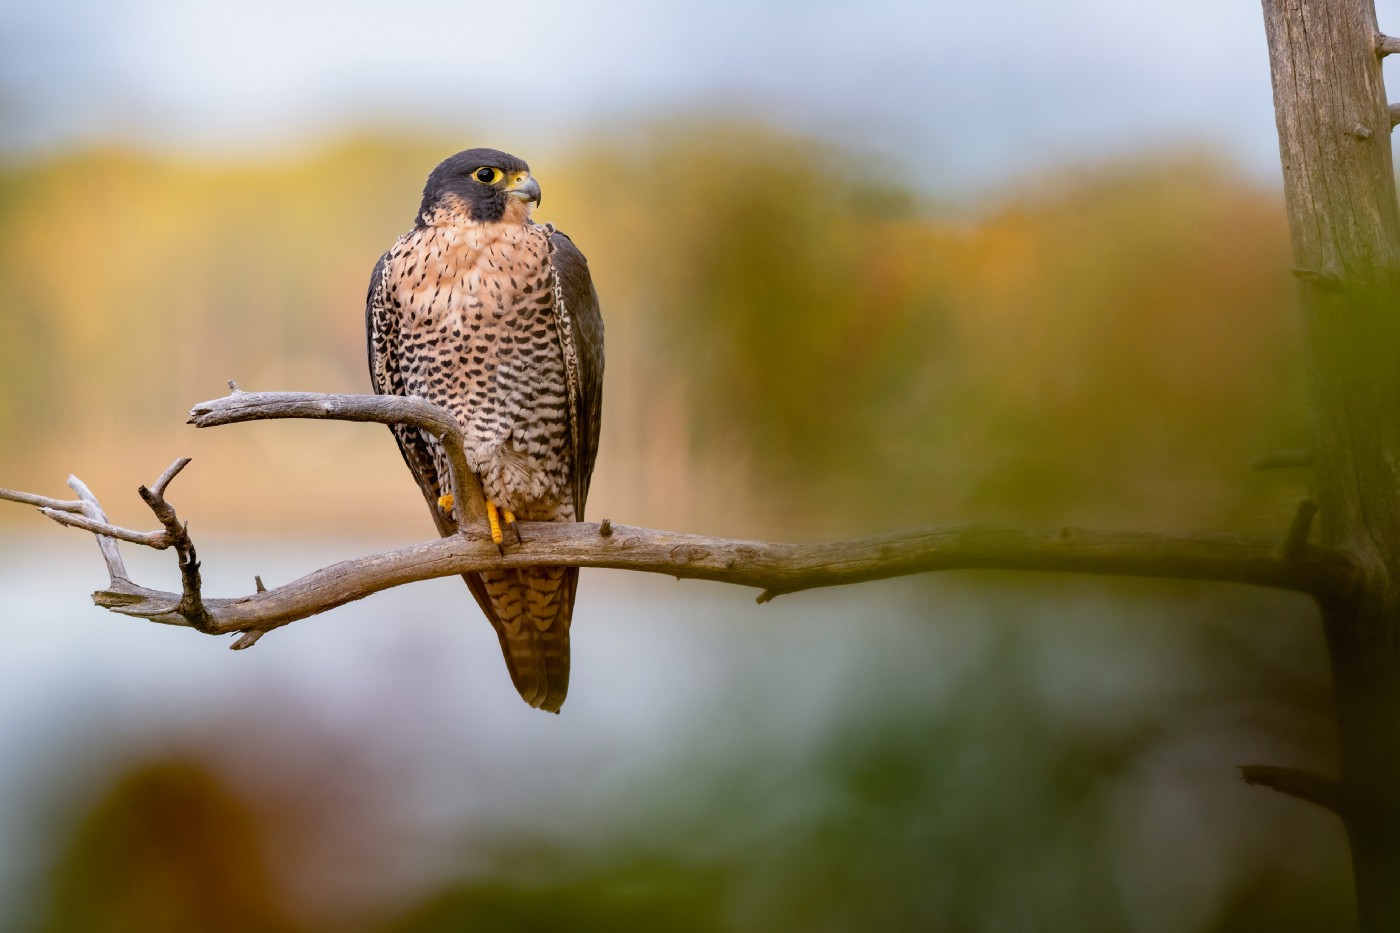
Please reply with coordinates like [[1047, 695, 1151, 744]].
[[382, 220, 572, 512]]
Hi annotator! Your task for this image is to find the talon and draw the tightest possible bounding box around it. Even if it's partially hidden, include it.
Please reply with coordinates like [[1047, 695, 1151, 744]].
[[438, 493, 454, 514], [486, 500, 504, 548], [503, 509, 523, 544]]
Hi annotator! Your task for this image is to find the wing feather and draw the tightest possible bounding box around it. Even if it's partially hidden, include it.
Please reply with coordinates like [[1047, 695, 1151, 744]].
[[366, 248, 451, 530], [548, 229, 605, 518]]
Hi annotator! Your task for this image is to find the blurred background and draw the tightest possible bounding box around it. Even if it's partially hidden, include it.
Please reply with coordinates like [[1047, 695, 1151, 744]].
[[0, 1, 1389, 929]]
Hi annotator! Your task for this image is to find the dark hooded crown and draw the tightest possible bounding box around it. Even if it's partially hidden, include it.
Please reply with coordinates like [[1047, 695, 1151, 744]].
[[417, 148, 532, 224]]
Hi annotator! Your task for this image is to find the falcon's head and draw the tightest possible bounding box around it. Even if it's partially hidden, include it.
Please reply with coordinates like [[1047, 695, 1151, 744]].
[[418, 147, 542, 225]]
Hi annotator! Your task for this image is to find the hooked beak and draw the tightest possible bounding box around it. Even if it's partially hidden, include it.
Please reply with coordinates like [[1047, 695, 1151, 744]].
[[506, 174, 542, 206]]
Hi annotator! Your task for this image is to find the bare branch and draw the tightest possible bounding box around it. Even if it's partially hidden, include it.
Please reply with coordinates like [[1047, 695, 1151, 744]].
[[136, 459, 211, 631], [1240, 765, 1343, 815], [151, 457, 191, 498], [0, 388, 1359, 642], [38, 509, 170, 548], [188, 390, 485, 531], [0, 488, 83, 511], [67, 475, 131, 586], [1, 479, 138, 583], [78, 521, 1354, 637], [230, 630, 264, 650], [1378, 33, 1400, 56]]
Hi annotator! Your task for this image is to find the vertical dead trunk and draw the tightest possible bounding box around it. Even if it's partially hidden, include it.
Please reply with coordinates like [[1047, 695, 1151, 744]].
[[1262, 1, 1400, 928]]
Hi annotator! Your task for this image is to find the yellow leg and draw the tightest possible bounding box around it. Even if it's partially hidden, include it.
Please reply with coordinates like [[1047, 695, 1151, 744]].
[[486, 500, 504, 547], [437, 493, 454, 514], [503, 509, 523, 544]]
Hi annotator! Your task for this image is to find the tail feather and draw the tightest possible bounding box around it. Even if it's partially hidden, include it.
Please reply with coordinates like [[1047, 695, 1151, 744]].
[[415, 483, 577, 712], [464, 566, 576, 712]]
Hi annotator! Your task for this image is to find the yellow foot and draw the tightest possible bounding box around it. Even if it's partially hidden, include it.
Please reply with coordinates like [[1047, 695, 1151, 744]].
[[437, 493, 454, 514], [486, 500, 504, 550], [503, 509, 524, 544]]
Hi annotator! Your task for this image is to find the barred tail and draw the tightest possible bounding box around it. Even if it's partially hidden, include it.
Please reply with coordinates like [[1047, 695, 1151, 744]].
[[465, 565, 576, 713]]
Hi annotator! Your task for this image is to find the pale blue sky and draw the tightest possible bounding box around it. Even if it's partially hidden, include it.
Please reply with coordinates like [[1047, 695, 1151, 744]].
[[3, 0, 1399, 190]]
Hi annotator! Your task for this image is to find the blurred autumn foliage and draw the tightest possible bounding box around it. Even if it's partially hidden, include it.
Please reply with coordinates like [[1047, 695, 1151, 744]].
[[611, 137, 1303, 536], [0, 127, 1305, 540], [34, 761, 297, 933]]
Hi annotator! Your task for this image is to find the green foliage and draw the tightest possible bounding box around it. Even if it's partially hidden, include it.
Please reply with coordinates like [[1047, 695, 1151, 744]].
[[385, 859, 728, 933]]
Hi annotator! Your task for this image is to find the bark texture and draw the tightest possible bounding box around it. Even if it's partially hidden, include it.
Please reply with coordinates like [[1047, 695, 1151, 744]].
[[1263, 1, 1400, 927]]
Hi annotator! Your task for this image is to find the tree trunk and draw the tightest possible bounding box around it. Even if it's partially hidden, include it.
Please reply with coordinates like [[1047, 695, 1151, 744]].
[[1262, 1, 1400, 927]]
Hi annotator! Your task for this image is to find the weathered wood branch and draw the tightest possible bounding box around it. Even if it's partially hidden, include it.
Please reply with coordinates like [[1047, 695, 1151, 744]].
[[35, 509, 170, 548], [1239, 765, 1344, 815], [0, 389, 1359, 645], [2, 476, 134, 586], [83, 520, 1356, 637], [136, 458, 212, 631], [189, 383, 486, 530]]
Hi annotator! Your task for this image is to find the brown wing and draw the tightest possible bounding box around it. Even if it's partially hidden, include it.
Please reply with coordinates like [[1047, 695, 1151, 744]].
[[367, 249, 453, 530], [549, 229, 605, 518]]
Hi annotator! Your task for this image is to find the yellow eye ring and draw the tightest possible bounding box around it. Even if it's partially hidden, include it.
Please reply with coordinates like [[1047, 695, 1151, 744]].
[[472, 167, 504, 184]]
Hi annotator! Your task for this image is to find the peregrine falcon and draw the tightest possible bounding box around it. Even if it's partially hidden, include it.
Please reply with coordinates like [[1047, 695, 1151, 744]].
[[366, 148, 604, 713]]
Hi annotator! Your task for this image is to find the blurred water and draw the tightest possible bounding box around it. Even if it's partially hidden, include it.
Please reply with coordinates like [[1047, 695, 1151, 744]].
[[0, 532, 1353, 930]]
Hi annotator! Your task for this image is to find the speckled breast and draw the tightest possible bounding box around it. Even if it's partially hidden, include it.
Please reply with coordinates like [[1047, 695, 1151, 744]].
[[384, 219, 574, 515]]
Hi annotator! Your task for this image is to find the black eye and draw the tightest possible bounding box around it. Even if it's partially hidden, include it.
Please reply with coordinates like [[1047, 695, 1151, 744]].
[[473, 167, 503, 184]]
